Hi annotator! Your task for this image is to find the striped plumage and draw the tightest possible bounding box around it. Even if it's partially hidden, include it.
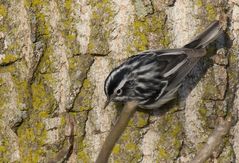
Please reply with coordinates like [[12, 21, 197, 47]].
[[104, 21, 223, 109]]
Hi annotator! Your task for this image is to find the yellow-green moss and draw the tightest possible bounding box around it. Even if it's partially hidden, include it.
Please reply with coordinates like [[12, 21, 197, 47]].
[[0, 4, 7, 17]]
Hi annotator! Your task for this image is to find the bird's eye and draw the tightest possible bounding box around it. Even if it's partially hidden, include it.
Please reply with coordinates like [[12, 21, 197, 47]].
[[116, 89, 122, 95]]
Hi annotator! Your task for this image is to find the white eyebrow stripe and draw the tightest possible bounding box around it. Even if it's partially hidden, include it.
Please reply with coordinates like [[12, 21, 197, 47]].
[[118, 78, 127, 89], [163, 59, 187, 77]]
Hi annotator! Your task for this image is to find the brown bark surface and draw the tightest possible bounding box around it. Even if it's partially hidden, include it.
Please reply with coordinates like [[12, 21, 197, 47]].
[[0, 0, 238, 162]]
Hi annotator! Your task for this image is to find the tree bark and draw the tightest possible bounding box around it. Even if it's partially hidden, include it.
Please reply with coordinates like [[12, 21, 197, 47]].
[[0, 0, 238, 162]]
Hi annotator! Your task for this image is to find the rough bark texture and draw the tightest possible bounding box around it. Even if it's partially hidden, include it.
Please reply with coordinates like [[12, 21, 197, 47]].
[[0, 0, 238, 162]]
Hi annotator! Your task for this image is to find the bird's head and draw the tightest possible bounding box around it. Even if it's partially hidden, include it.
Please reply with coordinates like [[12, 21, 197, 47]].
[[103, 66, 135, 108]]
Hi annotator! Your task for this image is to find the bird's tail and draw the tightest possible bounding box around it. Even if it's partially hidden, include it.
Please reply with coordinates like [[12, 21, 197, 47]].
[[183, 21, 223, 49]]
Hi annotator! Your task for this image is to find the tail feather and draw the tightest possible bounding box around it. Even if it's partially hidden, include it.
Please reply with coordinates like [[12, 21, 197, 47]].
[[184, 21, 223, 49]]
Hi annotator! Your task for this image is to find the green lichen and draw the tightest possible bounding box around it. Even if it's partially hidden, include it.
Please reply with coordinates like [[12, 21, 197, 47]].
[[0, 4, 7, 17], [64, 0, 72, 11], [213, 138, 234, 162], [87, 0, 115, 55], [0, 54, 18, 66], [39, 111, 48, 118], [206, 3, 217, 21], [78, 151, 90, 162], [31, 0, 45, 7], [228, 53, 238, 86], [37, 47, 55, 73], [36, 13, 50, 39], [112, 144, 120, 155], [73, 79, 93, 112], [196, 0, 203, 7], [77, 141, 90, 162], [31, 80, 57, 113], [131, 20, 149, 51], [127, 13, 170, 55], [0, 63, 16, 73], [133, 111, 149, 128], [198, 106, 207, 117], [0, 134, 10, 162], [156, 112, 183, 161], [14, 80, 30, 111], [125, 143, 137, 151], [0, 58, 30, 124], [60, 116, 66, 126], [18, 120, 47, 162], [202, 66, 225, 100], [133, 0, 153, 19], [0, 146, 6, 153], [112, 125, 142, 162], [60, 0, 79, 55], [25, 0, 51, 40], [158, 147, 168, 158], [0, 3, 8, 36]]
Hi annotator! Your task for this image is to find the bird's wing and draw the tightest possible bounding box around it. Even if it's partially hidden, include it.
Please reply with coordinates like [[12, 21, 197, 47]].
[[151, 48, 204, 90], [125, 48, 204, 102]]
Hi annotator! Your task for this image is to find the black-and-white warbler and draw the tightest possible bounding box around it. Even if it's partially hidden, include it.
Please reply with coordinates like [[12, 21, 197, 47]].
[[104, 21, 223, 109]]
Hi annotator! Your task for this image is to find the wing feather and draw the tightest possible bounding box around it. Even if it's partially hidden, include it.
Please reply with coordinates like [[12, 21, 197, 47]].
[[123, 48, 204, 103]]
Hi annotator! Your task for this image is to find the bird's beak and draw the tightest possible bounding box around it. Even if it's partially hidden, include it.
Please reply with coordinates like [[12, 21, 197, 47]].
[[103, 95, 115, 109], [103, 98, 110, 110]]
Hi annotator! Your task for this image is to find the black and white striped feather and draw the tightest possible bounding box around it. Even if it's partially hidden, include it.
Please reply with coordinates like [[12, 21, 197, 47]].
[[104, 21, 223, 109]]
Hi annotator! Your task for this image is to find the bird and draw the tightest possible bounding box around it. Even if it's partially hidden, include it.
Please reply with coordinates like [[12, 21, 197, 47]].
[[104, 21, 223, 109]]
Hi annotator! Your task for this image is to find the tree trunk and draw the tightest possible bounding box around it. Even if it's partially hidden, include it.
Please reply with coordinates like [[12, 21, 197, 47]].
[[0, 0, 238, 162]]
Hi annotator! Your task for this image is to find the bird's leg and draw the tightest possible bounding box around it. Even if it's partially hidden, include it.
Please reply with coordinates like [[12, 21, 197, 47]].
[[95, 101, 138, 163]]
